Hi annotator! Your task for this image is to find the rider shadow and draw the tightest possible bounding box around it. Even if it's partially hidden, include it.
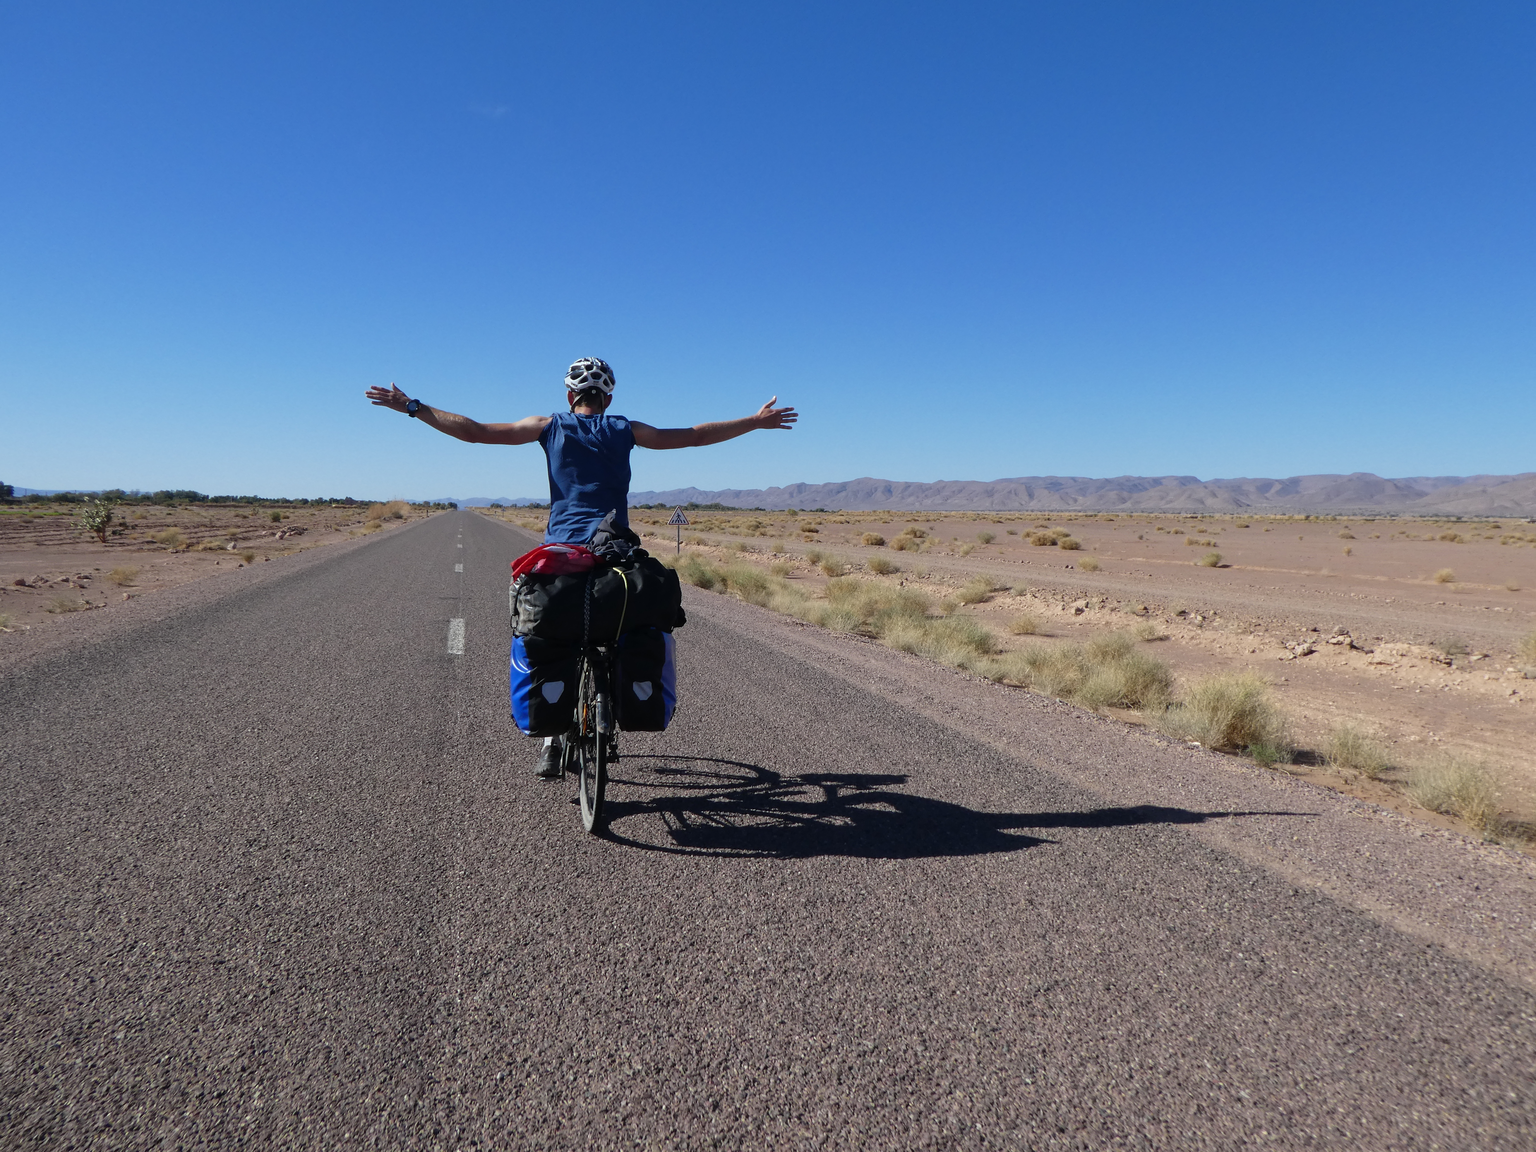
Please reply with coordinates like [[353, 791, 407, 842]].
[[602, 755, 1312, 860]]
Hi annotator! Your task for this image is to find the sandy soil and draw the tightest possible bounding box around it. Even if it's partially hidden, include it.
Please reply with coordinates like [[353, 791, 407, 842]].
[[0, 501, 435, 632], [607, 507, 1536, 826]]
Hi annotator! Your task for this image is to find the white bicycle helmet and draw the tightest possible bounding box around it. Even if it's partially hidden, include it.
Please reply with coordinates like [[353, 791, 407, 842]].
[[565, 357, 616, 397]]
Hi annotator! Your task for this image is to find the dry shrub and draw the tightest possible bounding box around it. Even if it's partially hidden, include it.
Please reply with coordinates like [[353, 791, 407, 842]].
[[819, 557, 846, 578], [239, 550, 257, 564], [977, 531, 995, 544], [194, 540, 225, 552], [361, 520, 382, 534], [867, 556, 898, 575], [1028, 532, 1056, 546], [899, 526, 927, 539], [47, 596, 87, 614], [998, 633, 1171, 710], [1077, 556, 1101, 572], [889, 536, 914, 552], [769, 560, 791, 577], [1519, 631, 1536, 663], [957, 543, 975, 556], [106, 566, 139, 586], [1057, 537, 1082, 551], [150, 528, 185, 549], [1437, 531, 1463, 543], [1009, 614, 1042, 635], [805, 548, 825, 565], [1132, 620, 1164, 641], [1326, 725, 1390, 780], [1337, 530, 1355, 539], [861, 532, 886, 546], [675, 554, 719, 589], [1407, 757, 1501, 836], [1432, 568, 1456, 584], [957, 576, 996, 604], [1198, 551, 1222, 567], [0, 613, 13, 631], [1161, 672, 1282, 752]]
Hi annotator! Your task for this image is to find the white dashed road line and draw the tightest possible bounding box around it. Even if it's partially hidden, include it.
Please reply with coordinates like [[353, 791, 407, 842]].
[[455, 563, 463, 573], [447, 618, 465, 655]]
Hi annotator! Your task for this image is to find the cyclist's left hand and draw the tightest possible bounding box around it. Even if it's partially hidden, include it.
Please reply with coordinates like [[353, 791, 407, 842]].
[[366, 382, 411, 412], [754, 396, 798, 430]]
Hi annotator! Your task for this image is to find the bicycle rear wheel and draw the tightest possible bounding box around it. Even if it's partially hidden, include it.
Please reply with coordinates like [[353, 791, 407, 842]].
[[576, 658, 609, 834], [577, 728, 607, 833]]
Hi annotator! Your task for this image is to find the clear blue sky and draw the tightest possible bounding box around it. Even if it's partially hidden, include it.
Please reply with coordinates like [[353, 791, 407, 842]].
[[3, 2, 1532, 500]]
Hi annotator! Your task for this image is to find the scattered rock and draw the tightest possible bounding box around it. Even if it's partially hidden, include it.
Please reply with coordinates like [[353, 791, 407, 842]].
[[1523, 667, 1536, 680], [12, 578, 27, 587], [1285, 641, 1317, 657]]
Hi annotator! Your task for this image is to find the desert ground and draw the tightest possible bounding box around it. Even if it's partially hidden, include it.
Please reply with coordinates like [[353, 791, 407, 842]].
[[504, 505, 1536, 841], [9, 499, 1535, 845], [0, 500, 436, 632]]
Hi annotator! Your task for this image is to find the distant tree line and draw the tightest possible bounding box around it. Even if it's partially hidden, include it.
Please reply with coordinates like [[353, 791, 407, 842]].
[[0, 484, 455, 510]]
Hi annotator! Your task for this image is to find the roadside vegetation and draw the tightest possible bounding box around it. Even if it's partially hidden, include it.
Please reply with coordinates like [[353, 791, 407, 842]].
[[666, 549, 1534, 852]]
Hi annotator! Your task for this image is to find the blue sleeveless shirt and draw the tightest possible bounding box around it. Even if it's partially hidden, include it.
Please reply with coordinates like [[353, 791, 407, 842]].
[[540, 412, 634, 544]]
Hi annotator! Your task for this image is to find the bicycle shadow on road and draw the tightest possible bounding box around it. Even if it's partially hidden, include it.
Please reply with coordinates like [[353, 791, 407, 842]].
[[603, 755, 1310, 859]]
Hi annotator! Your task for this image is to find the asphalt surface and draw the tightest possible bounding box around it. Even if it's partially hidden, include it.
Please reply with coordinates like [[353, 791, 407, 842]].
[[3, 510, 1534, 1149]]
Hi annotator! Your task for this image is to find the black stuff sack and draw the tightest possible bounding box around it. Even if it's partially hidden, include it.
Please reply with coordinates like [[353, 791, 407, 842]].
[[510, 635, 580, 737], [615, 627, 677, 732], [512, 556, 683, 642]]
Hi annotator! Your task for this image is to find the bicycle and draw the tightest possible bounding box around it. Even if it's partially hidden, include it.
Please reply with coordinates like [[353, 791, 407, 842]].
[[560, 642, 617, 835]]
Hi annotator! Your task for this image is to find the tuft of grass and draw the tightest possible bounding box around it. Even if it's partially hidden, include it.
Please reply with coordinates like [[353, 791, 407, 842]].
[[1160, 672, 1283, 752], [150, 528, 186, 549], [1132, 620, 1164, 641], [361, 520, 382, 534], [804, 547, 825, 566], [768, 560, 791, 577], [1028, 532, 1056, 547], [957, 543, 975, 556], [674, 554, 719, 589], [1432, 568, 1456, 584], [1077, 556, 1101, 572], [861, 532, 886, 546], [106, 566, 139, 586], [239, 549, 257, 564], [1247, 740, 1293, 768], [1198, 551, 1222, 567], [1009, 613, 1042, 636], [1406, 756, 1501, 836], [1057, 537, 1082, 551], [977, 531, 995, 544], [819, 557, 846, 578], [1337, 530, 1355, 539], [47, 596, 87, 614], [1516, 630, 1536, 663], [956, 576, 996, 604], [1326, 725, 1391, 780], [0, 612, 13, 631], [269, 509, 283, 522], [996, 632, 1172, 710], [867, 556, 898, 575]]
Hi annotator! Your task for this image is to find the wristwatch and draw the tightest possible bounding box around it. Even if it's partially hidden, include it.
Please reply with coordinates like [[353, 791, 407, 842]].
[[404, 399, 423, 418]]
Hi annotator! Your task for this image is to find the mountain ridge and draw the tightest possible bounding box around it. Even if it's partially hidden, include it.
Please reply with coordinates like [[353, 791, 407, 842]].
[[624, 472, 1536, 516]]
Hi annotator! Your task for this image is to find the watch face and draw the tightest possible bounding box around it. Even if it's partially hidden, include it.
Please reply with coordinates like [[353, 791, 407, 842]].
[[406, 399, 421, 415]]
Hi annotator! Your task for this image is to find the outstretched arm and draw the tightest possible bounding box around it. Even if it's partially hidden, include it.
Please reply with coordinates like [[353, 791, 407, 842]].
[[632, 397, 797, 450], [365, 383, 549, 446]]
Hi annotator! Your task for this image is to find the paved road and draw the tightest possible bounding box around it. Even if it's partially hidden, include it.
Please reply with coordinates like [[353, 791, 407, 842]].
[[3, 511, 1534, 1149]]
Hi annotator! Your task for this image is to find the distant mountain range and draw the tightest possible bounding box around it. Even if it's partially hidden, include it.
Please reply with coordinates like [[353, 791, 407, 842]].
[[625, 473, 1536, 516]]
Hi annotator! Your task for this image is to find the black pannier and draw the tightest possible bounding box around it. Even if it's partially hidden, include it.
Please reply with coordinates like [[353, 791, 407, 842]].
[[512, 555, 684, 643], [509, 635, 581, 736], [615, 627, 677, 731]]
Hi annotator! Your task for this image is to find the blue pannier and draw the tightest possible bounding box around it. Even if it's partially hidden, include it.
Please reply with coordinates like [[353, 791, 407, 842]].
[[510, 635, 580, 737], [615, 627, 676, 732]]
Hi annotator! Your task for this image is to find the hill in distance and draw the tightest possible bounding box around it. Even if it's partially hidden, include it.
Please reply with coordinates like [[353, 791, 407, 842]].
[[626, 473, 1536, 517]]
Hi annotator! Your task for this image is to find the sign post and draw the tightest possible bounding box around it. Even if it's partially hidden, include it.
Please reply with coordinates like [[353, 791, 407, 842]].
[[667, 507, 689, 555]]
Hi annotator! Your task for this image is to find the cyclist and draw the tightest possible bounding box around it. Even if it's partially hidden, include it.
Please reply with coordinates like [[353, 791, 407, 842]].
[[365, 357, 797, 775]]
